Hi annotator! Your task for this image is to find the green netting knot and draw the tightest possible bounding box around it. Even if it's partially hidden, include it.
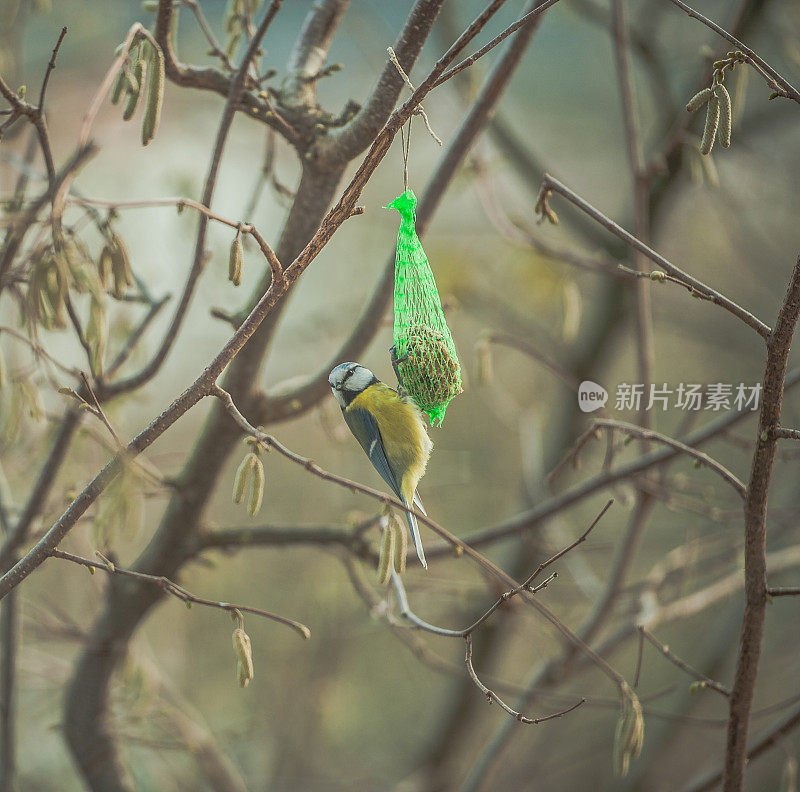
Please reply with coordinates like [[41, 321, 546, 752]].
[[388, 189, 462, 426]]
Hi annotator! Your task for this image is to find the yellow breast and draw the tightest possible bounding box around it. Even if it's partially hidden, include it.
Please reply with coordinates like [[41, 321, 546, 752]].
[[349, 383, 432, 498]]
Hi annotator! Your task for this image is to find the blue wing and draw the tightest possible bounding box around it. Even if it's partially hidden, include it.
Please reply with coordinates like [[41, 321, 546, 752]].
[[343, 407, 402, 500], [343, 405, 428, 569]]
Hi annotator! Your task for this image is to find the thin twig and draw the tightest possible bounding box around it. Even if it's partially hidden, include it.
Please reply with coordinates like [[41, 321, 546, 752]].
[[772, 426, 800, 441], [639, 627, 731, 698], [176, 0, 235, 71], [633, 627, 645, 687], [80, 372, 122, 447], [37, 26, 68, 110], [584, 419, 747, 499], [49, 549, 310, 639], [212, 385, 630, 691], [465, 635, 586, 724], [766, 587, 800, 597], [666, 0, 800, 103], [481, 332, 580, 391], [433, 0, 563, 88], [0, 325, 81, 378], [538, 173, 771, 340]]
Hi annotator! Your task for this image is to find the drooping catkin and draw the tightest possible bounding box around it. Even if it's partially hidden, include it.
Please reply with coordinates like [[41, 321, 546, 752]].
[[232, 454, 255, 504], [700, 94, 720, 155], [714, 83, 732, 148], [377, 521, 396, 585], [98, 244, 113, 290], [109, 235, 134, 299], [110, 68, 127, 105], [141, 42, 165, 146], [85, 295, 107, 373], [232, 627, 254, 688], [391, 513, 407, 574], [122, 56, 144, 122], [613, 684, 644, 777], [685, 87, 712, 113], [229, 234, 243, 286], [248, 455, 265, 516]]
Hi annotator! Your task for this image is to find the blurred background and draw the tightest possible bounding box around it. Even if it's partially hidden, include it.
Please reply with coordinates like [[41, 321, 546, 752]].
[[2, 0, 800, 790]]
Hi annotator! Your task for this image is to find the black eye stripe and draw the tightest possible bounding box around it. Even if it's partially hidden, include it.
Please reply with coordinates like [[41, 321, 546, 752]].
[[342, 367, 356, 384]]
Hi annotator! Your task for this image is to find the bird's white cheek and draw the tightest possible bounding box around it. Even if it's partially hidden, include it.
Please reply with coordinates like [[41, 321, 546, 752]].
[[331, 388, 346, 408]]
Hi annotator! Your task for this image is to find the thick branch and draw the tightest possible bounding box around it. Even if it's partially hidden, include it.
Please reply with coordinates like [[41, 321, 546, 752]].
[[724, 256, 800, 792], [153, 0, 294, 141], [258, 0, 549, 423]]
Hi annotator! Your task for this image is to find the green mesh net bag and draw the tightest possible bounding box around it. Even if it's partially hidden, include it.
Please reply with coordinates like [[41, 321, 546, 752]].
[[388, 189, 462, 426]]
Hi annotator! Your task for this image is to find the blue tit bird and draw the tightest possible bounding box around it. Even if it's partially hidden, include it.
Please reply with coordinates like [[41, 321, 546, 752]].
[[329, 362, 433, 568]]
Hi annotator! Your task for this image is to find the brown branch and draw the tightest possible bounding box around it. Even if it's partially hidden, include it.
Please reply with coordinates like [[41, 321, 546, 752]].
[[538, 173, 772, 340], [639, 627, 731, 698], [481, 332, 580, 392], [0, 143, 97, 290], [176, 0, 235, 72], [257, 0, 547, 424], [766, 586, 800, 597], [666, 0, 800, 103], [279, 0, 349, 110], [432, 0, 563, 88], [99, 12, 282, 400], [50, 549, 310, 639], [213, 386, 631, 694], [446, 371, 795, 555], [153, 0, 295, 143], [0, 26, 66, 189], [724, 257, 800, 792], [323, 0, 453, 164], [579, 419, 747, 499], [681, 702, 800, 792], [612, 0, 653, 434], [390, 500, 611, 638], [37, 26, 68, 110], [772, 426, 800, 441], [465, 635, 586, 724], [0, 0, 519, 600]]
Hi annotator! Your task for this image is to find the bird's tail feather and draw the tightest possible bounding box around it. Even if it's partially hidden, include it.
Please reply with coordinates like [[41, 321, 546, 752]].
[[404, 503, 427, 569]]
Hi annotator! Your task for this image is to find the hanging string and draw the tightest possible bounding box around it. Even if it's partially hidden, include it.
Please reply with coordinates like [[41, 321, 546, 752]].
[[400, 115, 413, 192], [387, 46, 443, 148]]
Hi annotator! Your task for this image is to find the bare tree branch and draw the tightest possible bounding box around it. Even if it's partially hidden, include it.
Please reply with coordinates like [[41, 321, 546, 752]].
[[537, 173, 772, 340], [465, 635, 586, 724], [50, 549, 310, 638], [639, 627, 731, 698], [724, 256, 800, 792], [666, 0, 800, 103]]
